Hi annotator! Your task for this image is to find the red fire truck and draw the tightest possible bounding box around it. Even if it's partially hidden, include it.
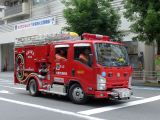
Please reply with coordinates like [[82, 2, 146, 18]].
[[14, 33, 133, 104]]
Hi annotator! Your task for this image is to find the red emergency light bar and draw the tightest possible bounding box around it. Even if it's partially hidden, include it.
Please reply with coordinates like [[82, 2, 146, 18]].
[[82, 33, 110, 41]]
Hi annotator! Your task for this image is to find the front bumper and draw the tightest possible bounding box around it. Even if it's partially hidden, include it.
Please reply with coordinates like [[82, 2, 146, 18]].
[[95, 88, 132, 99]]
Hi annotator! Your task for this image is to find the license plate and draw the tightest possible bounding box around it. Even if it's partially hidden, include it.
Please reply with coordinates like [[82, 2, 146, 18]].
[[112, 88, 131, 99], [121, 91, 130, 98]]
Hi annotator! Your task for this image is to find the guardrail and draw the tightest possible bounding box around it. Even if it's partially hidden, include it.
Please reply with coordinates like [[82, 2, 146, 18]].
[[133, 70, 160, 83]]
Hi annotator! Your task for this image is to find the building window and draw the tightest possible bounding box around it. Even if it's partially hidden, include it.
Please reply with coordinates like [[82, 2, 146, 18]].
[[4, 0, 28, 7]]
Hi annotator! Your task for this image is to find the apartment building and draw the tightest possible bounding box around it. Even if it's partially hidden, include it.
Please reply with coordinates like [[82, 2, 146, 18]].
[[0, 0, 155, 71], [0, 0, 66, 71]]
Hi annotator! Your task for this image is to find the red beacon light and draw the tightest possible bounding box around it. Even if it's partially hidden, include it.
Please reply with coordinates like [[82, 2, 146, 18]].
[[82, 33, 110, 41]]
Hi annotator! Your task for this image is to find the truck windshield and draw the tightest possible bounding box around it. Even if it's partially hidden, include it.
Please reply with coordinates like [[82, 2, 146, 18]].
[[95, 43, 129, 67]]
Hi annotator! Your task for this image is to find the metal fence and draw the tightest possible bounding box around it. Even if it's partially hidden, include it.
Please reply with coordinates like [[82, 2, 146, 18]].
[[133, 70, 160, 83]]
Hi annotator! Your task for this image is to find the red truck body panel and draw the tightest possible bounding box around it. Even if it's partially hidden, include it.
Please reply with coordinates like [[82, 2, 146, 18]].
[[14, 33, 132, 102]]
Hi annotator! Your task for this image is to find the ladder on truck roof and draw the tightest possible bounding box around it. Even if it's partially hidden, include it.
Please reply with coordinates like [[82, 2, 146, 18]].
[[15, 33, 81, 47]]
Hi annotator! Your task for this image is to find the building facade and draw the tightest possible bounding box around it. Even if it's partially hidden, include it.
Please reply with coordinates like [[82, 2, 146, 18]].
[[0, 0, 155, 71], [0, 0, 66, 71]]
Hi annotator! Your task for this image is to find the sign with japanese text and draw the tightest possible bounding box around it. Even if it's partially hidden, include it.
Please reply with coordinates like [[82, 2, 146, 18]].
[[14, 17, 56, 31]]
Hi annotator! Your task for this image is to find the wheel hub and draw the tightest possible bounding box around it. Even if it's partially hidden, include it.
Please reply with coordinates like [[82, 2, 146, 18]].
[[30, 82, 36, 94], [73, 87, 84, 101]]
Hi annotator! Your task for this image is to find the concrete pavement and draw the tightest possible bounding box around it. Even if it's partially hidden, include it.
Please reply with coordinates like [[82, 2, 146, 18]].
[[0, 72, 160, 120], [0, 72, 14, 79]]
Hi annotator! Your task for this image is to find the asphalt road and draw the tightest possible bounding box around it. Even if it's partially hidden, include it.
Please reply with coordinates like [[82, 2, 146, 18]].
[[0, 73, 160, 120]]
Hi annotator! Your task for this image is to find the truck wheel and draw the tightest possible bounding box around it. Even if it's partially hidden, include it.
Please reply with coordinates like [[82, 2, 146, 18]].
[[28, 79, 40, 96], [69, 84, 88, 104]]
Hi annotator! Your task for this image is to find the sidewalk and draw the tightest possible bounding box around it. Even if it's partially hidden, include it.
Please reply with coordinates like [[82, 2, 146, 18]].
[[132, 80, 146, 86], [0, 72, 159, 87], [0, 72, 14, 79], [132, 79, 160, 87]]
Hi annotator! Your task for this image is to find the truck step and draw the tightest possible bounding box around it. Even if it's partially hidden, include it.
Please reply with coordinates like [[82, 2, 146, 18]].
[[39, 84, 67, 96]]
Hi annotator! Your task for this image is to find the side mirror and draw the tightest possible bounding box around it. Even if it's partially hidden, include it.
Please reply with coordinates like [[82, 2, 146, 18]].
[[88, 54, 93, 67]]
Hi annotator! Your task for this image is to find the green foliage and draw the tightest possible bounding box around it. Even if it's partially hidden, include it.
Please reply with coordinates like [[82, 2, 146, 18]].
[[123, 0, 160, 44], [155, 57, 160, 65], [155, 56, 160, 71], [62, 0, 121, 41]]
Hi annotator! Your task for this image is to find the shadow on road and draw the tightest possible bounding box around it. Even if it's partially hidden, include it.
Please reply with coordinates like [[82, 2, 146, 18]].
[[20, 92, 127, 107]]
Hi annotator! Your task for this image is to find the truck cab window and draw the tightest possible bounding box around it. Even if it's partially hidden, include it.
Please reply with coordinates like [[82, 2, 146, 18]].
[[74, 46, 92, 65], [55, 47, 68, 61]]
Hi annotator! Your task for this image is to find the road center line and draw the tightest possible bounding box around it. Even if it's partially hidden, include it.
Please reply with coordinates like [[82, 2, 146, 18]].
[[0, 90, 14, 94], [0, 97, 105, 120], [131, 96, 144, 99], [78, 95, 160, 115]]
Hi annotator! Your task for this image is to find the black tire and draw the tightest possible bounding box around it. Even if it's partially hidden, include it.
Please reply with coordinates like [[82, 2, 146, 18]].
[[28, 79, 40, 96], [69, 84, 88, 104]]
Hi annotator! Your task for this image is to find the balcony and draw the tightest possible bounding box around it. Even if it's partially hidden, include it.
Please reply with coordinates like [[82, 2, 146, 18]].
[[3, 2, 30, 20]]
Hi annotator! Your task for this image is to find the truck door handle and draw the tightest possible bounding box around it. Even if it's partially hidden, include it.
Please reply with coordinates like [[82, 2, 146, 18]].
[[72, 69, 75, 76]]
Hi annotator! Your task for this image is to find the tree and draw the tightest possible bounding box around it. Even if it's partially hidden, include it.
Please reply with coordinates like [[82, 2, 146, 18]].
[[62, 0, 121, 40], [123, 0, 160, 52]]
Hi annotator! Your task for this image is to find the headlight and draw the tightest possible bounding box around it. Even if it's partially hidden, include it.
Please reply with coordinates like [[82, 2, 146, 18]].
[[97, 83, 106, 90], [128, 76, 132, 88], [97, 75, 106, 84], [97, 75, 106, 90]]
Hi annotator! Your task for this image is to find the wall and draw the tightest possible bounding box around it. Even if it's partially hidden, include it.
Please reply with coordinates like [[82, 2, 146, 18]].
[[119, 12, 155, 71], [0, 21, 65, 71], [144, 44, 155, 71], [1, 43, 14, 71], [138, 42, 145, 54], [0, 45, 1, 72], [0, 23, 65, 44], [31, 0, 65, 24]]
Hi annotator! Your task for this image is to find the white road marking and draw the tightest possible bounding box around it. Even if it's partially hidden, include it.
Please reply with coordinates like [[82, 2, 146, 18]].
[[0, 97, 105, 120], [0, 90, 14, 94], [132, 86, 160, 91], [0, 85, 25, 90], [0, 79, 12, 81], [131, 96, 144, 99], [78, 95, 160, 115]]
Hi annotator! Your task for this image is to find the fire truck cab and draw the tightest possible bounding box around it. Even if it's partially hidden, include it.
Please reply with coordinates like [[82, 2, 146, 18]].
[[14, 33, 132, 104]]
